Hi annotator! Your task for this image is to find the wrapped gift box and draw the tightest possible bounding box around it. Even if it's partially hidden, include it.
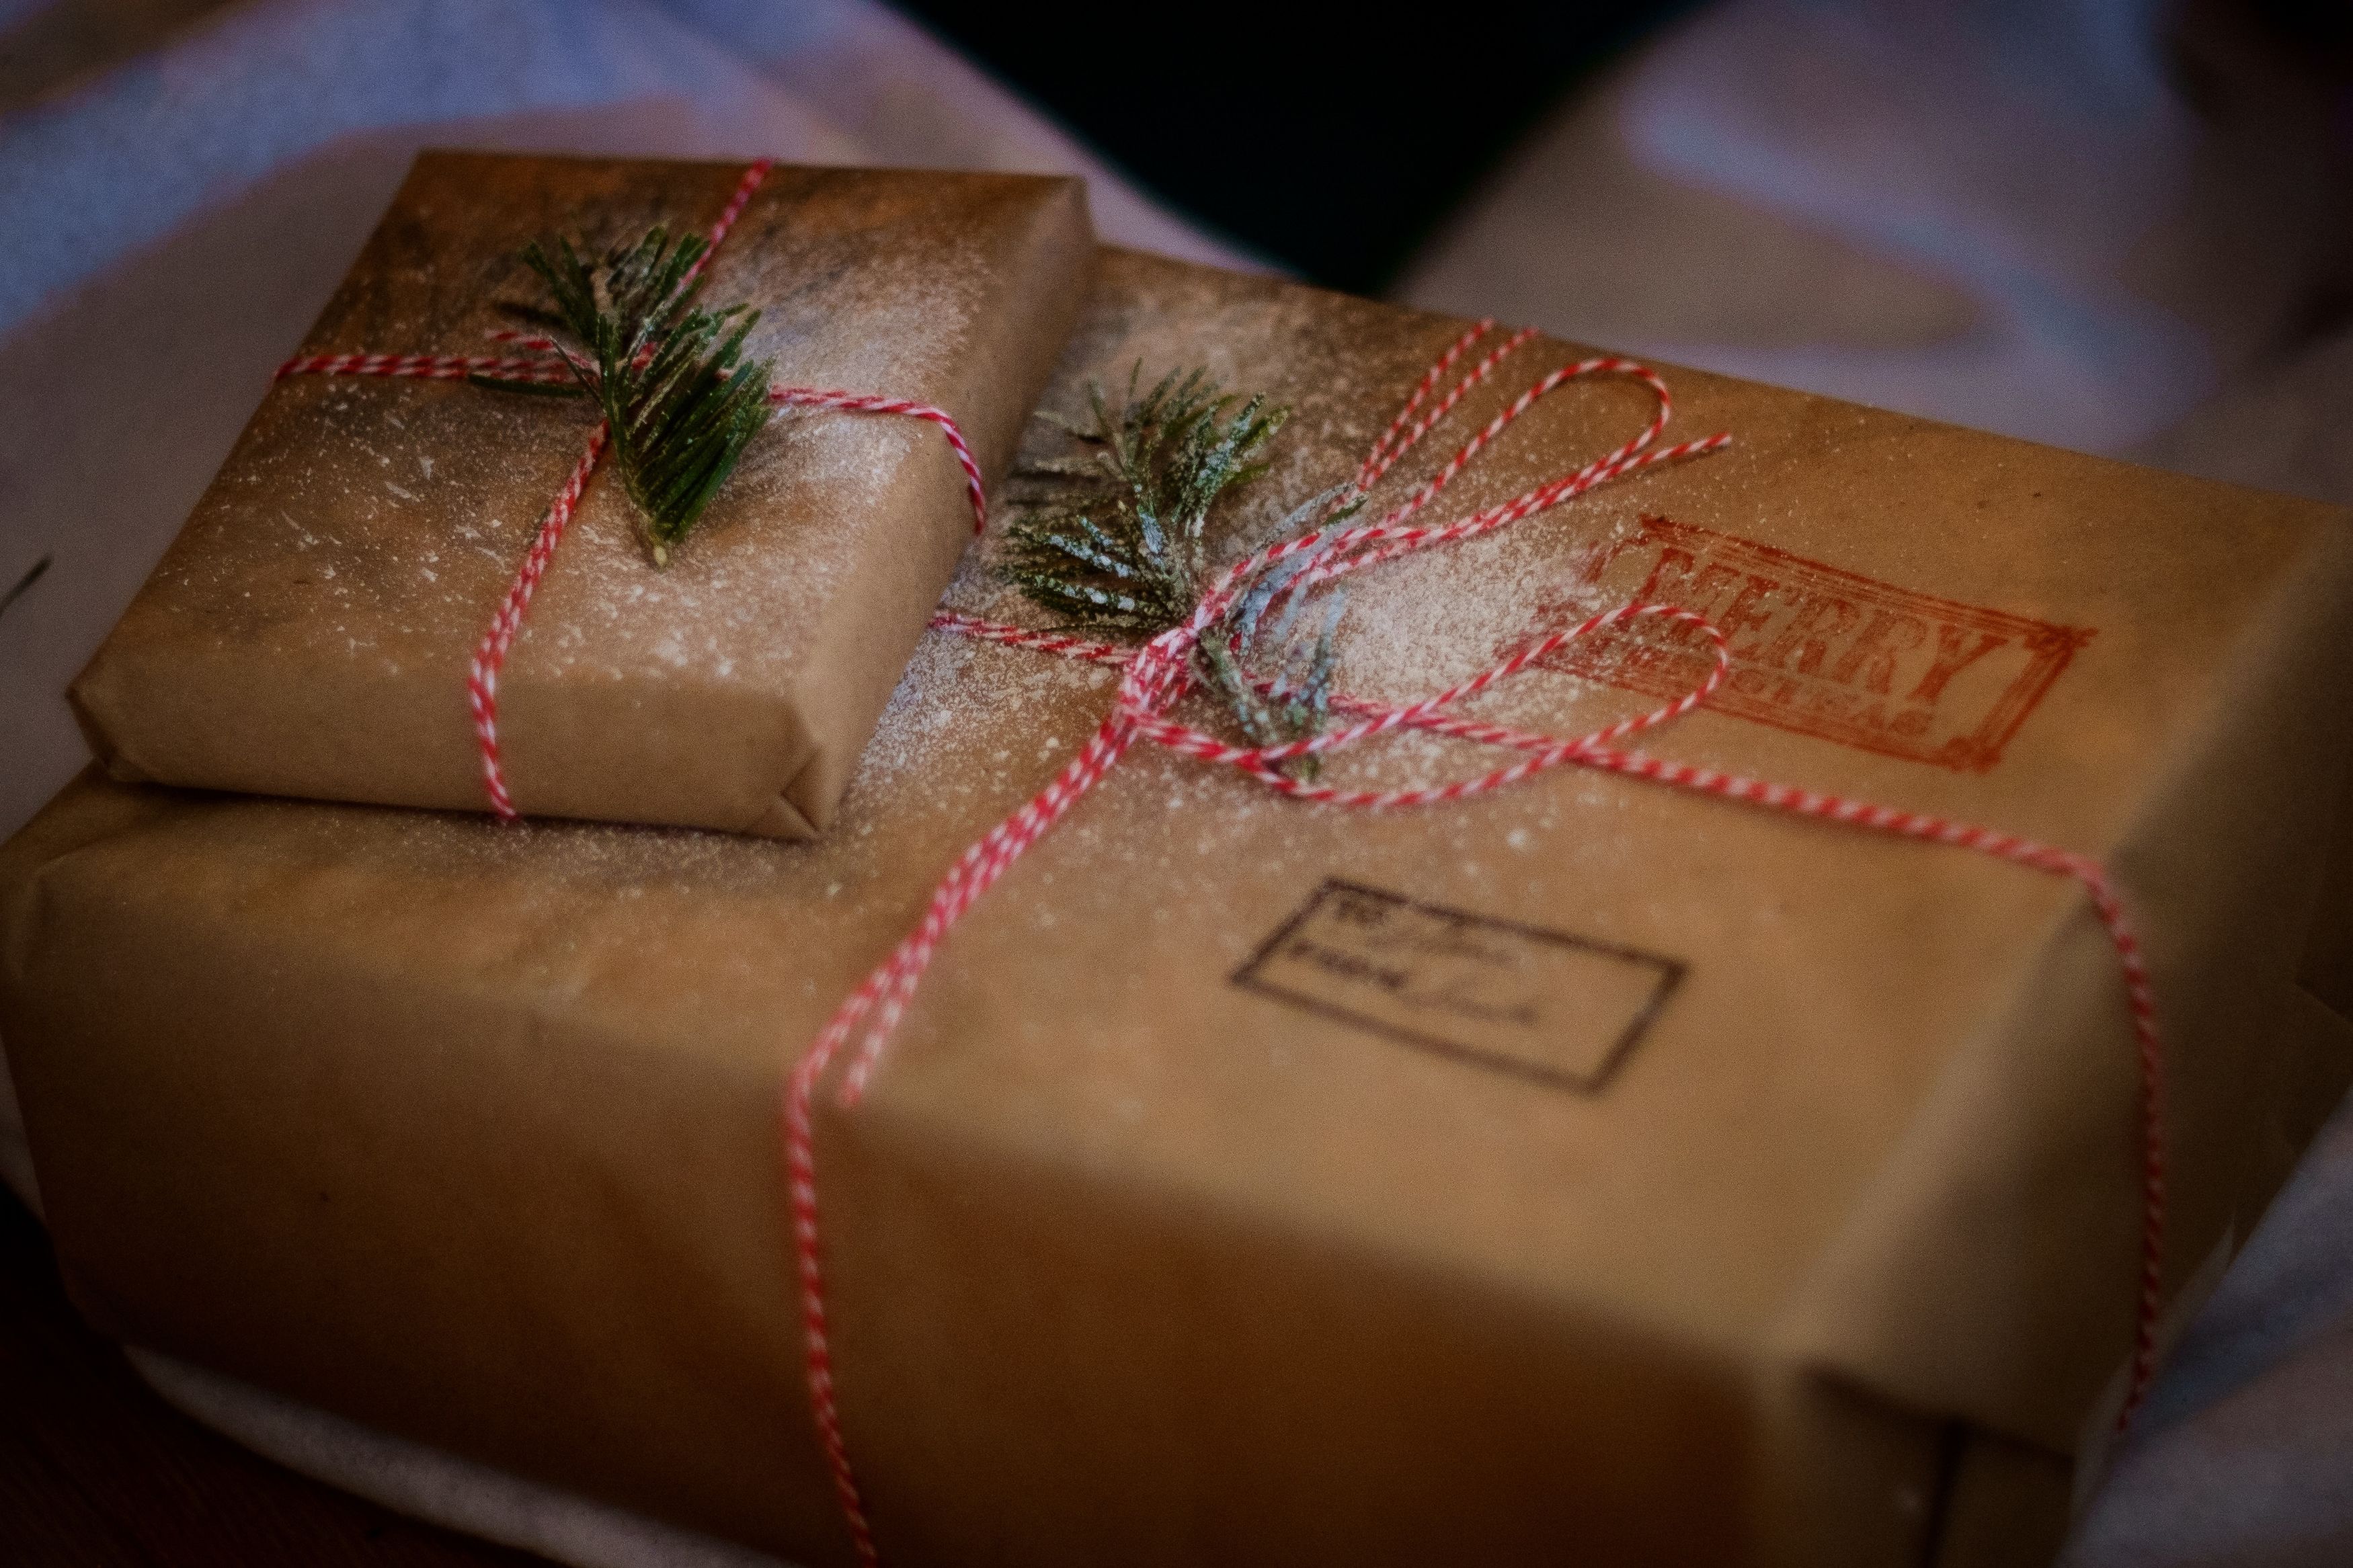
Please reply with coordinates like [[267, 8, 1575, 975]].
[[68, 151, 1094, 836], [7, 248, 2353, 1567]]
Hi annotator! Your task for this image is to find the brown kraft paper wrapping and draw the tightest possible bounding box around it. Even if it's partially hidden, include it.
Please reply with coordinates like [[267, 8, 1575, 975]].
[[68, 151, 1095, 837], [8, 249, 2353, 1567]]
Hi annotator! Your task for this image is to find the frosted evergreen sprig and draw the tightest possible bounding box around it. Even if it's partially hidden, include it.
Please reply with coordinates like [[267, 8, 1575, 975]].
[[483, 226, 775, 566], [996, 365, 1362, 771]]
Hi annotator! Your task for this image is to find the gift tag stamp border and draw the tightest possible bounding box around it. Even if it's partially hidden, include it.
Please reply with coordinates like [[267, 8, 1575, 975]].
[[1232, 878, 1685, 1096]]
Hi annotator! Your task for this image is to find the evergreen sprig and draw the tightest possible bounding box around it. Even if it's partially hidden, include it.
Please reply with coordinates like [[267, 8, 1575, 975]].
[[487, 226, 775, 566], [996, 365, 1361, 770]]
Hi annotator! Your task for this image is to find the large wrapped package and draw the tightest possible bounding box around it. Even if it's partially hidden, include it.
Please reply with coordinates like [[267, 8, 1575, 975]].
[[68, 151, 1095, 836], [7, 249, 2352, 1566]]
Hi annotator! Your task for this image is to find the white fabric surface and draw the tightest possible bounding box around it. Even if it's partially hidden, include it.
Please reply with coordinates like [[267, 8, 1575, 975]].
[[127, 1350, 789, 1568], [2, 1, 2350, 1564], [1401, 0, 2346, 462]]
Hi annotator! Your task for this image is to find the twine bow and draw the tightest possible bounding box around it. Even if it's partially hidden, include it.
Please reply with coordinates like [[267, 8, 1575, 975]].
[[274, 160, 991, 818], [786, 323, 2170, 1566]]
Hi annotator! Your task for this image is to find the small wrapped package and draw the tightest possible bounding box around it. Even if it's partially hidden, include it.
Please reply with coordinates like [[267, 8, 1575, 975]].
[[8, 250, 2353, 1567], [68, 151, 1094, 835]]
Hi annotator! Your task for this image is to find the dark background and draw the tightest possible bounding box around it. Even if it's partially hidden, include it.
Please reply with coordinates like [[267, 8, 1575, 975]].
[[897, 0, 1700, 292]]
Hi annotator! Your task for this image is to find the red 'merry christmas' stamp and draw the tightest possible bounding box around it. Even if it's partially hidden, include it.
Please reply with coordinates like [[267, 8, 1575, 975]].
[[1523, 515, 2093, 772]]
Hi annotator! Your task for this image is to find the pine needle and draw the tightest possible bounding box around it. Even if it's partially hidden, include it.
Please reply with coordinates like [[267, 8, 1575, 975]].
[[996, 365, 1361, 772], [487, 226, 775, 566]]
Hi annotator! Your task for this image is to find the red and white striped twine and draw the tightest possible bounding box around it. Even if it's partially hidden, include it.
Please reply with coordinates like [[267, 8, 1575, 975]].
[[273, 158, 986, 817], [791, 323, 2170, 1565], [768, 386, 988, 536]]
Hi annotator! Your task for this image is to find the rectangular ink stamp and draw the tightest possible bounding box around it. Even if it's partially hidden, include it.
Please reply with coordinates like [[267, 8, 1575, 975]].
[[1233, 880, 1683, 1094], [1521, 516, 2093, 772]]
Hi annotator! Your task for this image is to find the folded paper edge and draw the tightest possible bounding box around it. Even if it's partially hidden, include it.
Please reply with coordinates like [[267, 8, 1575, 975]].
[[128, 1346, 794, 1568], [1770, 511, 2353, 1455], [5, 1042, 775, 1568]]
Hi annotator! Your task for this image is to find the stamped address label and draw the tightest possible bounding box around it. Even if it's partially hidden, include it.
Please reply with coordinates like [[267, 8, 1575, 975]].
[[1232, 880, 1683, 1094]]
